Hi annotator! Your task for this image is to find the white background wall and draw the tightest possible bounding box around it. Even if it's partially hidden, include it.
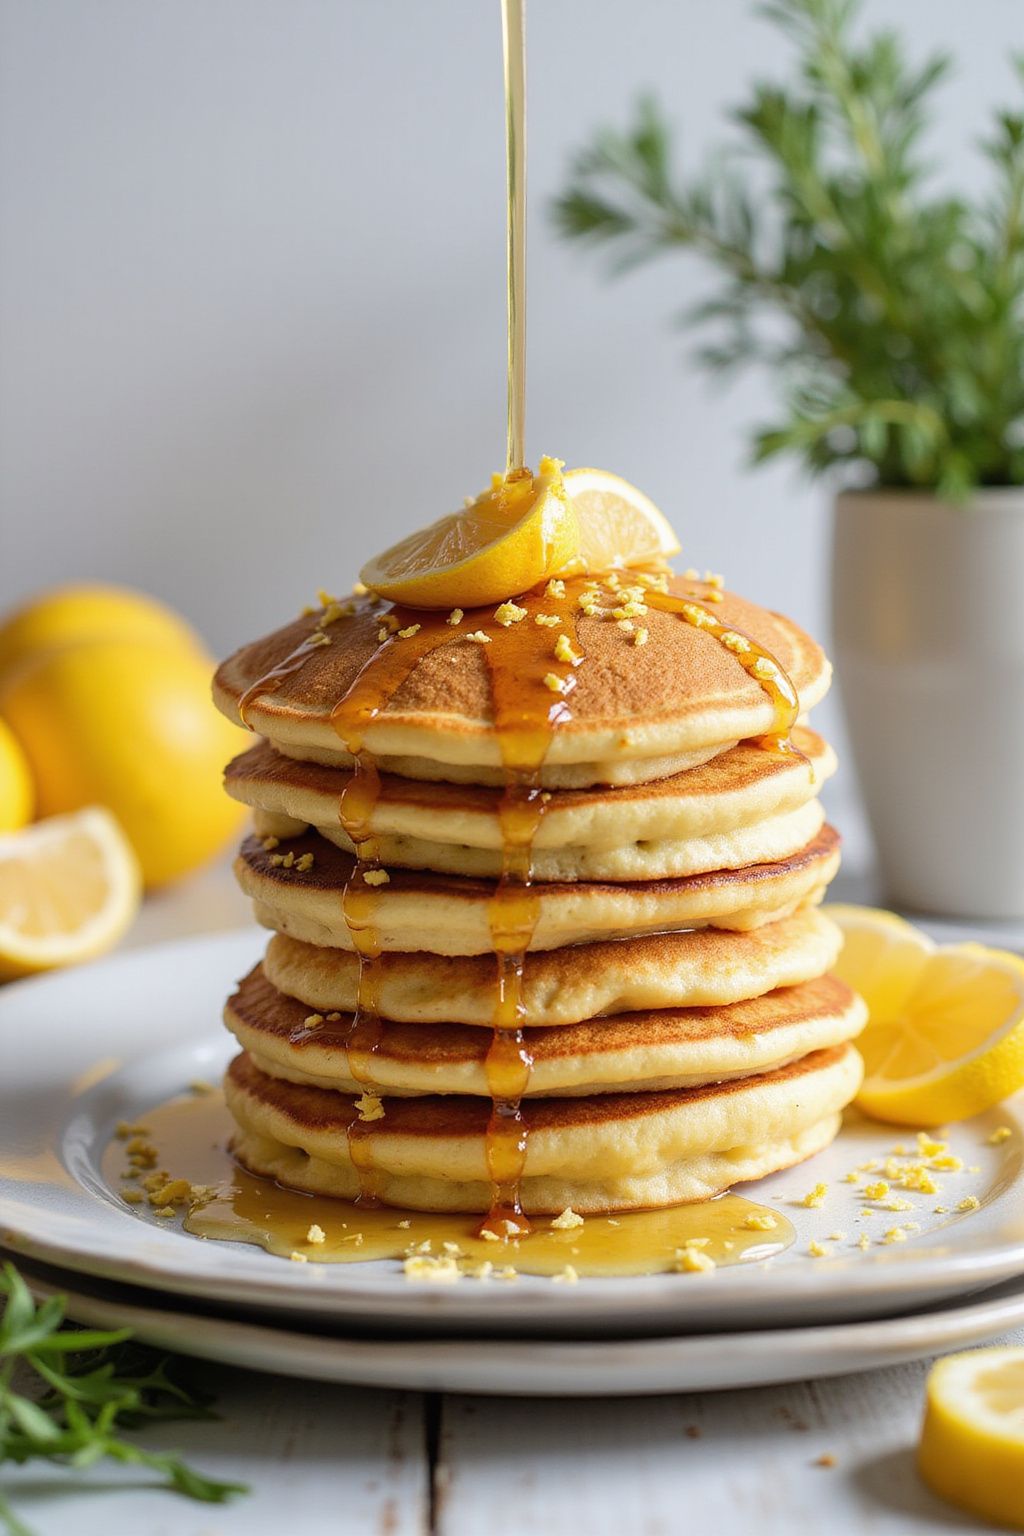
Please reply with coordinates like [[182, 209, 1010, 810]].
[[1, 0, 1020, 844]]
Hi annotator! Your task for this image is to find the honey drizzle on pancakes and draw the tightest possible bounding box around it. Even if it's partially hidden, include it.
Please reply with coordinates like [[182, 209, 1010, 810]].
[[238, 602, 458, 1202], [234, 572, 803, 1232], [643, 585, 805, 763], [478, 584, 581, 1237], [328, 613, 458, 1200]]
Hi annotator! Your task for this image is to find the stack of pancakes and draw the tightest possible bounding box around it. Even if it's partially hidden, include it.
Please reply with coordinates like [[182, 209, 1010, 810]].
[[212, 572, 864, 1218]]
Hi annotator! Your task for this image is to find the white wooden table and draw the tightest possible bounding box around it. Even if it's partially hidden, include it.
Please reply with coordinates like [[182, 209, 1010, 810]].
[[3, 858, 1016, 1535]]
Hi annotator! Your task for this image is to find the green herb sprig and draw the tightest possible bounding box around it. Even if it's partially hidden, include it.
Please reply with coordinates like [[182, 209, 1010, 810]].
[[0, 1261, 246, 1536], [554, 0, 1024, 500]]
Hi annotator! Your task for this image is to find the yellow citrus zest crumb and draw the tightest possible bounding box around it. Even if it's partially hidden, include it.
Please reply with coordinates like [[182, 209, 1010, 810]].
[[404, 1255, 461, 1284], [676, 1246, 716, 1274], [355, 1092, 385, 1123]]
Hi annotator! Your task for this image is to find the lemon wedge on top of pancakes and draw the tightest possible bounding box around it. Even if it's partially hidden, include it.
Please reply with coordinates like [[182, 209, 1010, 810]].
[[360, 460, 680, 609], [827, 903, 1024, 1125], [563, 466, 680, 572], [0, 807, 141, 980]]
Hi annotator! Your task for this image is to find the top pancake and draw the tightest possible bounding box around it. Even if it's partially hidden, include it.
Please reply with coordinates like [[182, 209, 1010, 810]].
[[213, 575, 831, 787]]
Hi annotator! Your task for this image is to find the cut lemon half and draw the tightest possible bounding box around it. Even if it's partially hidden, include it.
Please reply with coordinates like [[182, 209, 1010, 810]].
[[919, 1347, 1024, 1529], [563, 467, 681, 572], [360, 456, 579, 609], [827, 903, 1024, 1125], [0, 808, 141, 980]]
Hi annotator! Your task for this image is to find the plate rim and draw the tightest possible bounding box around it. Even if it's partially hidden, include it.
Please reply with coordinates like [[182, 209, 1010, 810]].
[[17, 1254, 1024, 1396]]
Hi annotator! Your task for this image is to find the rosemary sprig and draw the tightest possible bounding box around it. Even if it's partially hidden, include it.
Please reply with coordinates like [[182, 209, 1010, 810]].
[[554, 0, 1024, 500], [0, 1261, 246, 1536]]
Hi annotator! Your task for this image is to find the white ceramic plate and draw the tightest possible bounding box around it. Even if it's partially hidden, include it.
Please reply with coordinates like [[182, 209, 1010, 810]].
[[2, 929, 1024, 1336], [16, 1253, 1024, 1396]]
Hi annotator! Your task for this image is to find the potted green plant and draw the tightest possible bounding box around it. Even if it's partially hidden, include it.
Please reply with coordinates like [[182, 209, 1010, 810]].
[[555, 0, 1024, 918]]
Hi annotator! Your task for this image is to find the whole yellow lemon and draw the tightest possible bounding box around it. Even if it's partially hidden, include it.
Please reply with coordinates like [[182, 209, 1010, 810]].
[[0, 640, 247, 887], [0, 716, 34, 831], [0, 584, 205, 688]]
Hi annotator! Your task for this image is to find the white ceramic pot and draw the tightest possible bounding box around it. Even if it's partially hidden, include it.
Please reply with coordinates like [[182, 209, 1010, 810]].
[[832, 488, 1024, 919]]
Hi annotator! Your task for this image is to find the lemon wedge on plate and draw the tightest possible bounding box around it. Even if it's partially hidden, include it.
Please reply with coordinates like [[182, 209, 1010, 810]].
[[563, 466, 681, 571], [360, 457, 579, 609], [827, 903, 1024, 1125], [0, 808, 141, 980], [919, 1347, 1024, 1529]]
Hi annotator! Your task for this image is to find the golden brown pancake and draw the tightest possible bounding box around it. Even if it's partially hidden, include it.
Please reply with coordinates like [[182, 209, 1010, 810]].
[[227, 729, 834, 880], [213, 576, 831, 787], [226, 965, 866, 1097], [261, 909, 844, 1024], [235, 826, 842, 950], [225, 1043, 863, 1212]]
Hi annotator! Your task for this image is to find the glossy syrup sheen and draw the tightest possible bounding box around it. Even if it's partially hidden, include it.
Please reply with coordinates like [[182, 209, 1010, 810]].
[[233, 573, 804, 1235], [328, 613, 459, 1202], [644, 586, 802, 758], [104, 1091, 795, 1277]]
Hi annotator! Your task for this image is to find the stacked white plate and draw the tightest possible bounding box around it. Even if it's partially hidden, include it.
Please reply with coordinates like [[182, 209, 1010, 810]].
[[2, 930, 1024, 1397]]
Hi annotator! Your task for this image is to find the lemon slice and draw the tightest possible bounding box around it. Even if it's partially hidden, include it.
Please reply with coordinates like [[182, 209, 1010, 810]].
[[0, 808, 141, 980], [827, 903, 1024, 1125], [919, 1348, 1024, 1529], [563, 467, 681, 572], [360, 457, 579, 609]]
